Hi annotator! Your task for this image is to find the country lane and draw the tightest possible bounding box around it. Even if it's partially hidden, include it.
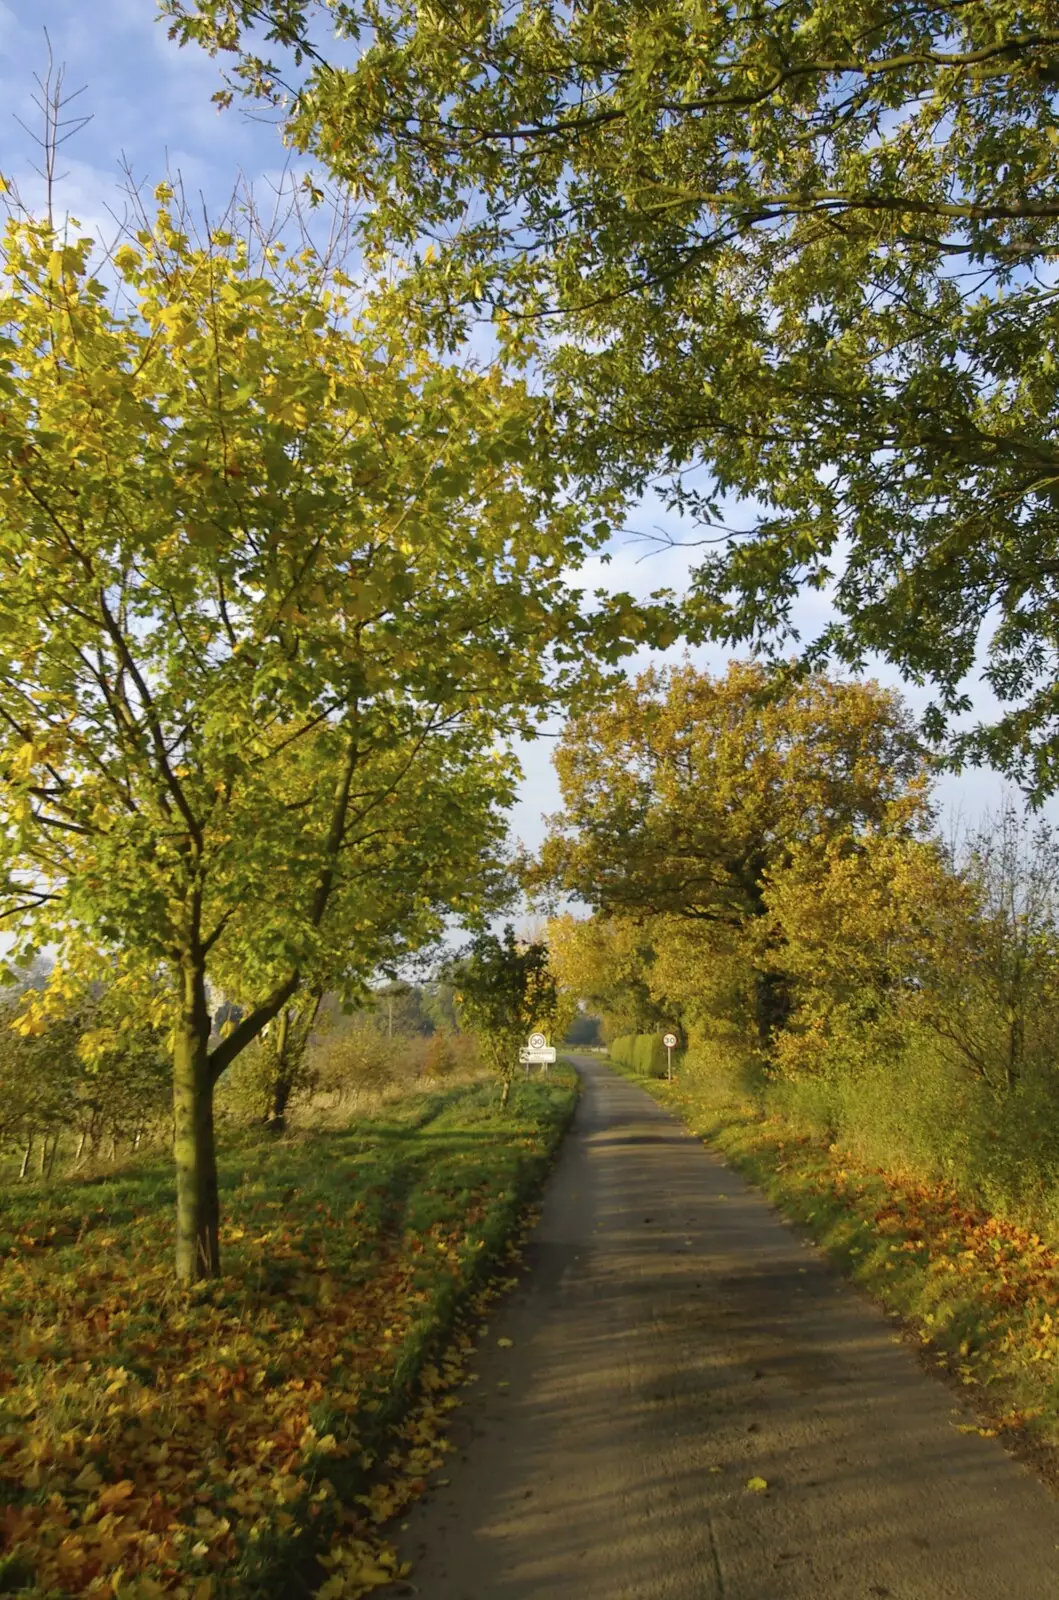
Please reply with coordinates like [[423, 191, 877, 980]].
[[382, 1055, 1059, 1598]]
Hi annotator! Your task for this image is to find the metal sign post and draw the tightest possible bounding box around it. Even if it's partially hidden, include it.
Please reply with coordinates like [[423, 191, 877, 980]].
[[663, 1031, 678, 1081]]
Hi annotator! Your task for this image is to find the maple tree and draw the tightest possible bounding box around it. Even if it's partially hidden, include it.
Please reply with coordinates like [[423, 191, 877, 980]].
[[163, 0, 1059, 794], [0, 176, 648, 1281], [215, 729, 516, 1129]]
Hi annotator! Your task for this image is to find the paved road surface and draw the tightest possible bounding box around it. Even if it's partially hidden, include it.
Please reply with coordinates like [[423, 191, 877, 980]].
[[387, 1057, 1059, 1598]]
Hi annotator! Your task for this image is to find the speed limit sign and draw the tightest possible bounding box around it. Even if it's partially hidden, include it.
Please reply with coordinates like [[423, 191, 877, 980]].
[[663, 1032, 677, 1049], [528, 1031, 547, 1050]]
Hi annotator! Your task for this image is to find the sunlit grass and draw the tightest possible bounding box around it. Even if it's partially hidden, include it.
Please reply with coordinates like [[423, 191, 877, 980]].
[[0, 1069, 578, 1598]]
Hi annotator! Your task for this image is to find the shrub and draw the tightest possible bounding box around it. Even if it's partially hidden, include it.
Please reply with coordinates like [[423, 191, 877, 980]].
[[609, 1034, 635, 1066], [635, 1034, 669, 1078], [609, 1032, 671, 1076], [424, 1029, 458, 1079]]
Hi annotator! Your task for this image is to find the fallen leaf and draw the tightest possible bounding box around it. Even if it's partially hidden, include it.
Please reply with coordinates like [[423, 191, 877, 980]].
[[496, 1338, 513, 1348], [97, 1480, 135, 1512], [745, 1476, 768, 1492]]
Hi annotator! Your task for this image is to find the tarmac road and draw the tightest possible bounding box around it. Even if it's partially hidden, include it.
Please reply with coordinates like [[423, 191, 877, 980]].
[[385, 1056, 1059, 1598]]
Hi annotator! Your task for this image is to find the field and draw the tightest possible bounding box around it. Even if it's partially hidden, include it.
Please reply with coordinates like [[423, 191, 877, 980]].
[[0, 1068, 578, 1600]]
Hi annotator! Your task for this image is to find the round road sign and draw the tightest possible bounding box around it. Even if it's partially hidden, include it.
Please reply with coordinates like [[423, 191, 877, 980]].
[[663, 1032, 678, 1049], [528, 1031, 547, 1050]]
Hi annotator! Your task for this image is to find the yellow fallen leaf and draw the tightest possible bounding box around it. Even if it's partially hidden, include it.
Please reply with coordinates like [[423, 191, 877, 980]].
[[497, 1337, 513, 1348], [745, 1476, 768, 1492], [74, 1464, 103, 1491], [97, 1479, 135, 1511]]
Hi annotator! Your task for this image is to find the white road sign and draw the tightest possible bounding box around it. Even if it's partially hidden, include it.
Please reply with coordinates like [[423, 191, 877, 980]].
[[519, 1046, 557, 1065], [527, 1031, 548, 1050], [663, 1032, 678, 1049]]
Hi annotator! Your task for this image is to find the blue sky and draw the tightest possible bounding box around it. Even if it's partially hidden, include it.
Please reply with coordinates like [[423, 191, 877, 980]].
[[0, 0, 1043, 857]]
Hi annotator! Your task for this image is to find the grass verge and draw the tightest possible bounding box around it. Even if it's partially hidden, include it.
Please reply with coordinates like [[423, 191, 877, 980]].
[[0, 1067, 578, 1599], [607, 1057, 1059, 1456]]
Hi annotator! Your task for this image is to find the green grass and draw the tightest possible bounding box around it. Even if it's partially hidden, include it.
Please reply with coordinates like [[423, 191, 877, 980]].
[[0, 1067, 579, 1599]]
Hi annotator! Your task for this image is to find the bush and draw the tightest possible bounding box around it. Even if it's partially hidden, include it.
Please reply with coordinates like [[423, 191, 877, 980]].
[[637, 1034, 670, 1078], [422, 1028, 486, 1081], [609, 1032, 672, 1077], [0, 984, 171, 1180], [609, 1034, 635, 1067], [769, 1028, 1059, 1231]]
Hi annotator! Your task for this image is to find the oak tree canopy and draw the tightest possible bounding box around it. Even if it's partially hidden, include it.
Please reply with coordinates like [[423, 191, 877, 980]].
[[0, 183, 654, 1276]]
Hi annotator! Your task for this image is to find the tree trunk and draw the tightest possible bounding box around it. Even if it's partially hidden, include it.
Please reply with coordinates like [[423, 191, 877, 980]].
[[500, 1076, 511, 1109], [270, 1074, 292, 1129], [173, 956, 220, 1282], [753, 968, 791, 1052], [20, 1133, 33, 1180], [1005, 1002, 1023, 1092], [266, 990, 323, 1129], [45, 1134, 59, 1179], [267, 1006, 292, 1130]]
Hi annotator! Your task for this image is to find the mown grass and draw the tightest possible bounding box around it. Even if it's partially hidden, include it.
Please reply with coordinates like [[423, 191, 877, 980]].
[[0, 1067, 579, 1599], [607, 1056, 1059, 1450]]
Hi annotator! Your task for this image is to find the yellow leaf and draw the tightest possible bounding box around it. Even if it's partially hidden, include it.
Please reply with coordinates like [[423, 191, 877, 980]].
[[11, 740, 35, 779], [496, 1337, 513, 1348], [745, 1476, 768, 1493], [97, 1478, 135, 1510], [74, 1463, 103, 1491]]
